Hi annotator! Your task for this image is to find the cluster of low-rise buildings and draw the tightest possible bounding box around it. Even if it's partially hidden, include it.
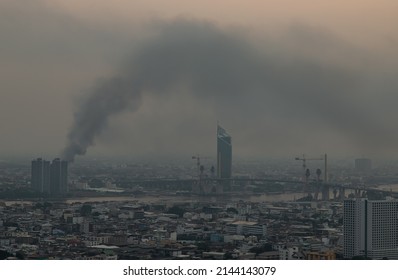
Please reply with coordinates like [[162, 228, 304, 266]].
[[3, 156, 398, 260], [0, 197, 343, 260]]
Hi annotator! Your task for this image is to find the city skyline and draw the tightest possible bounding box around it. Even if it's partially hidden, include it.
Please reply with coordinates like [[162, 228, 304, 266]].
[[1, 1, 398, 161], [3, 0, 398, 263]]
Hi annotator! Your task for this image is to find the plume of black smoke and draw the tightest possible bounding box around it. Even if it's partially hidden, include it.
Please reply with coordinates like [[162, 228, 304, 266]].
[[62, 19, 389, 161], [62, 77, 142, 161], [62, 20, 267, 161]]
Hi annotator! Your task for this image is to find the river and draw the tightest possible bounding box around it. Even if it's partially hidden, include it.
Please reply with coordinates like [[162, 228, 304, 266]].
[[1, 191, 311, 206], [3, 185, 373, 206]]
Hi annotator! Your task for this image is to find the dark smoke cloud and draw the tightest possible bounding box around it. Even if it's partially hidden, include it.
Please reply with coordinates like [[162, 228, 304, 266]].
[[62, 19, 395, 161], [63, 77, 142, 161]]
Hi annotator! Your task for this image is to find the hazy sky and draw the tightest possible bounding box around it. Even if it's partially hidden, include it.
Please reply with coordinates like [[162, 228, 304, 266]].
[[1, 0, 398, 161]]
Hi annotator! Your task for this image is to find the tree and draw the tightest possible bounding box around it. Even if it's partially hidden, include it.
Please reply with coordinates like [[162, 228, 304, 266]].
[[80, 204, 92, 216], [0, 250, 12, 260], [224, 252, 234, 259], [167, 206, 185, 218], [249, 243, 273, 256]]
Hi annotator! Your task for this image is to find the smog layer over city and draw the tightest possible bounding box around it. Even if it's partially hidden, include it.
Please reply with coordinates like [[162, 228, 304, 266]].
[[1, 0, 398, 260]]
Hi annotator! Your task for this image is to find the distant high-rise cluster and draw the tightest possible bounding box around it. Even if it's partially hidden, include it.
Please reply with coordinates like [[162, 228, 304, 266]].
[[217, 125, 232, 180], [31, 158, 68, 195], [344, 198, 398, 259]]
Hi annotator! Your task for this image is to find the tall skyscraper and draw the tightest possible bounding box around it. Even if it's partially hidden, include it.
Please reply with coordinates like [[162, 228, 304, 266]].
[[217, 125, 232, 180], [50, 158, 68, 194], [31, 158, 50, 193], [344, 198, 398, 259], [31, 158, 68, 195]]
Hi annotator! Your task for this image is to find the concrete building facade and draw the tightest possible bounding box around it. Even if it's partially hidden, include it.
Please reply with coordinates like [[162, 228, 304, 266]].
[[31, 158, 68, 195], [31, 158, 50, 193], [344, 198, 398, 259]]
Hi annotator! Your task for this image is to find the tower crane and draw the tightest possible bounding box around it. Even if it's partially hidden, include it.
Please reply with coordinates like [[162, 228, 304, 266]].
[[295, 154, 324, 172], [192, 155, 211, 179], [295, 154, 328, 199]]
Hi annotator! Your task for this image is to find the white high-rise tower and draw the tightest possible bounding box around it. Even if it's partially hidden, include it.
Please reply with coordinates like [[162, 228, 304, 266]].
[[344, 198, 398, 259]]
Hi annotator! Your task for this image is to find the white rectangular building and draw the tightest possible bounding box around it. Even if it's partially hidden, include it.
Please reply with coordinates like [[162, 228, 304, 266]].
[[344, 198, 398, 259], [225, 221, 266, 236]]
